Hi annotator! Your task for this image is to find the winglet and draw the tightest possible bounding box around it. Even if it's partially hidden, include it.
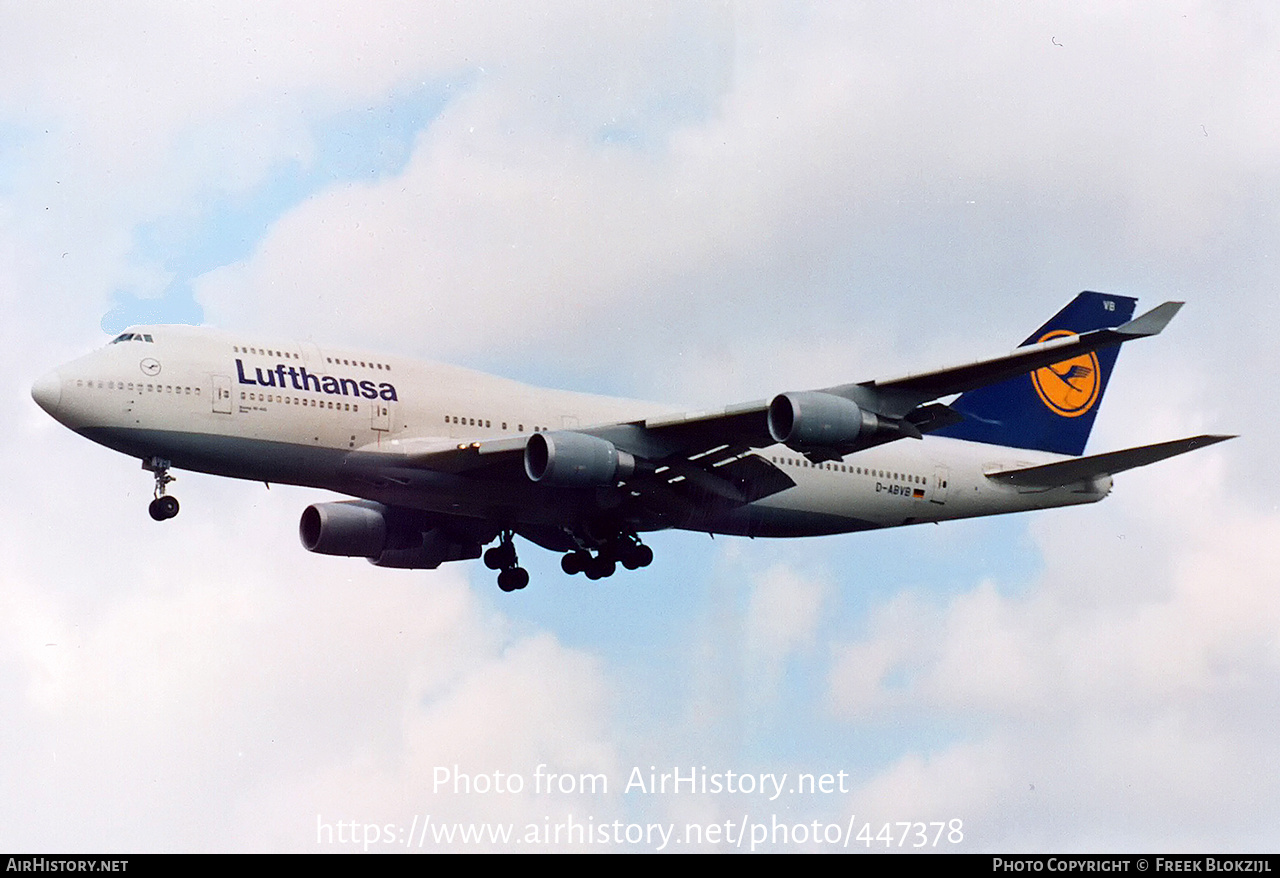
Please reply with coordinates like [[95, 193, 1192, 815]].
[[1116, 301, 1183, 338]]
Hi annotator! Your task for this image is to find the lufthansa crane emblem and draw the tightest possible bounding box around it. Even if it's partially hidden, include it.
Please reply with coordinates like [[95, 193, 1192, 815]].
[[140, 358, 161, 377], [1031, 330, 1101, 418]]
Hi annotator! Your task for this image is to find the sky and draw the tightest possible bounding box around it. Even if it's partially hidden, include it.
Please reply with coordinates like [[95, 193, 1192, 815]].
[[2, 1, 1277, 853]]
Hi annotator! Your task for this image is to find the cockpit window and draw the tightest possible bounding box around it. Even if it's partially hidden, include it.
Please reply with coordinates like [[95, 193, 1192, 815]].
[[110, 332, 154, 344]]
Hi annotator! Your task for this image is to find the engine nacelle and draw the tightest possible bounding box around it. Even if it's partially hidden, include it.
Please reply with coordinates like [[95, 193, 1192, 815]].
[[524, 431, 637, 487], [370, 528, 482, 569], [767, 391, 877, 448], [299, 500, 388, 557]]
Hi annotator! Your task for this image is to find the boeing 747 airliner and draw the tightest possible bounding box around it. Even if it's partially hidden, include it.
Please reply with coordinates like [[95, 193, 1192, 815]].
[[31, 292, 1232, 591]]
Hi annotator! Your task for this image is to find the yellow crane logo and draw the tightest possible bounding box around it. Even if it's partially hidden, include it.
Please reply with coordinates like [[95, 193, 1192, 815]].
[[1031, 330, 1101, 418]]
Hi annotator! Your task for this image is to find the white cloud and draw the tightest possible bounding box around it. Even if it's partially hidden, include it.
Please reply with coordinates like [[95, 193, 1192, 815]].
[[829, 441, 1280, 848], [746, 563, 830, 662], [0, 466, 622, 850], [743, 563, 830, 705]]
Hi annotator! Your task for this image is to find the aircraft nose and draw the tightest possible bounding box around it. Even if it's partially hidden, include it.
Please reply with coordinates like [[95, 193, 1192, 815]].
[[31, 369, 62, 417]]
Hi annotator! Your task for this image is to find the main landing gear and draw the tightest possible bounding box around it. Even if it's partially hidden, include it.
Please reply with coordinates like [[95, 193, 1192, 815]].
[[484, 530, 529, 592], [143, 457, 179, 521], [560, 534, 653, 581], [486, 530, 653, 592]]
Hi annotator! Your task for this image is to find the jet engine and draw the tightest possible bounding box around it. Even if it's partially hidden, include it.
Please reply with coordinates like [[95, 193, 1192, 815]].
[[300, 500, 485, 569], [524, 431, 637, 487], [767, 391, 879, 448], [299, 500, 388, 557]]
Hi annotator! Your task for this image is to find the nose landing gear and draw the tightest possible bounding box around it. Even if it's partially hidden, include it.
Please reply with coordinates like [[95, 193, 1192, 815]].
[[143, 457, 179, 521]]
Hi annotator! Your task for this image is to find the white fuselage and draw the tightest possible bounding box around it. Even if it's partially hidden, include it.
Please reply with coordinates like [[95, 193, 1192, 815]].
[[33, 325, 1110, 540]]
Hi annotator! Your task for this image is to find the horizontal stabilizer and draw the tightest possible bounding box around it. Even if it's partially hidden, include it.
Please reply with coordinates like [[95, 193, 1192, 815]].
[[986, 434, 1235, 488]]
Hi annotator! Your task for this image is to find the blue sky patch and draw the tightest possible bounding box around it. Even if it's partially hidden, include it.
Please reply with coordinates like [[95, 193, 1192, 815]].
[[102, 78, 465, 333]]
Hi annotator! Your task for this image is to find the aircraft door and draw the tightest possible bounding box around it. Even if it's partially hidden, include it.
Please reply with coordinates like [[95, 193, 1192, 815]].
[[931, 465, 949, 505], [371, 400, 391, 432], [212, 375, 233, 414]]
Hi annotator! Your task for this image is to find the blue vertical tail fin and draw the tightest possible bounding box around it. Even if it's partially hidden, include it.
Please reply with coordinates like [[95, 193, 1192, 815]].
[[932, 291, 1136, 456]]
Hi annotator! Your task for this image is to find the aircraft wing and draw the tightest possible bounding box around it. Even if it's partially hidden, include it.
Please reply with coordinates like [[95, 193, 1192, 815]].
[[597, 298, 1182, 454], [358, 299, 1184, 506], [823, 300, 1183, 418], [984, 434, 1235, 488], [600, 298, 1181, 446]]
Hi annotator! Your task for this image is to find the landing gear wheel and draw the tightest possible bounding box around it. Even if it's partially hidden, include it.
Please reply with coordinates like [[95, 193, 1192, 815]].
[[611, 537, 653, 570], [148, 495, 179, 521], [618, 544, 643, 569], [584, 556, 616, 580], [490, 531, 528, 592], [484, 544, 517, 570], [497, 567, 529, 592], [143, 457, 178, 521], [632, 544, 654, 568], [561, 551, 588, 575]]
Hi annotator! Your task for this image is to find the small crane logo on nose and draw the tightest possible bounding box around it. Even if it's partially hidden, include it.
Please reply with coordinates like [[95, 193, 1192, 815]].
[[140, 358, 161, 377]]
